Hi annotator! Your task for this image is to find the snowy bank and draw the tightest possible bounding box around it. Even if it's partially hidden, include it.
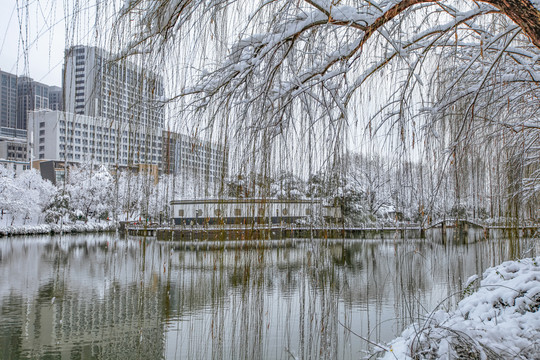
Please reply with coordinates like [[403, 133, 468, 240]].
[[378, 257, 540, 359], [0, 221, 117, 237]]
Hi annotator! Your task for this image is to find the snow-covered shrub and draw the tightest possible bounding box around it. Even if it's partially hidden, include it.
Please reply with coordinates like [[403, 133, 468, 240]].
[[378, 257, 540, 359]]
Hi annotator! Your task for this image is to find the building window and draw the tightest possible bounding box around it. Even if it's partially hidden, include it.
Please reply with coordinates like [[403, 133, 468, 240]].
[[306, 208, 311, 216], [39, 130, 45, 136], [39, 122, 45, 128], [39, 154, 44, 159], [282, 208, 289, 216], [39, 146, 44, 151], [178, 209, 184, 217], [234, 208, 241, 216], [214, 209, 221, 216]]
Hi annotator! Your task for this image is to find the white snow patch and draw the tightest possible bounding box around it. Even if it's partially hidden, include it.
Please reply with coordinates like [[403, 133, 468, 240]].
[[378, 257, 540, 359]]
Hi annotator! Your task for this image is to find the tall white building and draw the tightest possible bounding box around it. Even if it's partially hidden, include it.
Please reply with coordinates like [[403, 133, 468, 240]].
[[63, 45, 164, 129], [29, 110, 162, 168]]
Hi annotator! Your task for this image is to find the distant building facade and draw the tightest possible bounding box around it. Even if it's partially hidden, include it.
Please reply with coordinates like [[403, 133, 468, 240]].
[[0, 139, 27, 162], [0, 125, 29, 168], [162, 130, 228, 181], [63, 45, 164, 129], [49, 86, 63, 110], [17, 77, 50, 130], [0, 70, 18, 128], [29, 110, 162, 169]]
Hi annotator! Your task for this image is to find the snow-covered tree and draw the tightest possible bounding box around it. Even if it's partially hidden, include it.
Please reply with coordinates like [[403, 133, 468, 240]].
[[0, 168, 55, 225], [67, 165, 114, 220]]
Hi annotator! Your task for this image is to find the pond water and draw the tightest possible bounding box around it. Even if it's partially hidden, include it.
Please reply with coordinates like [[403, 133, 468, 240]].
[[0, 231, 538, 359]]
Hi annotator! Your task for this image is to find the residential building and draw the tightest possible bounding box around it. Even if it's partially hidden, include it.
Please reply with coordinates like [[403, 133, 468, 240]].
[[0, 126, 29, 167], [0, 159, 30, 174], [17, 77, 50, 130], [162, 130, 228, 182], [31, 160, 67, 185], [0, 70, 18, 129], [49, 86, 63, 110], [63, 45, 164, 129], [29, 110, 162, 169], [0, 139, 27, 162]]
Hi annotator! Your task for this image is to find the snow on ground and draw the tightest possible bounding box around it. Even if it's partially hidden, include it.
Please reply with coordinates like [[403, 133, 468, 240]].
[[0, 216, 116, 236], [378, 257, 540, 359]]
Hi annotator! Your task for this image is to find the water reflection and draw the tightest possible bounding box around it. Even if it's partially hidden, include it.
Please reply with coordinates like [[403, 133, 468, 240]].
[[0, 232, 537, 359]]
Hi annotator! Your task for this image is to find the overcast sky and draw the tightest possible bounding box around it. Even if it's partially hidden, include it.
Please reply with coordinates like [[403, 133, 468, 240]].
[[0, 1, 69, 87]]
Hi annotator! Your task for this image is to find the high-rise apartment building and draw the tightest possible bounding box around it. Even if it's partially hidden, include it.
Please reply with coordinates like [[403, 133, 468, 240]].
[[49, 86, 63, 111], [1, 70, 30, 166], [17, 77, 50, 130], [0, 70, 18, 128], [63, 45, 164, 129]]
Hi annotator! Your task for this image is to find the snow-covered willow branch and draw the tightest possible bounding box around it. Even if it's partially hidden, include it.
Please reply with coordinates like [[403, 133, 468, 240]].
[[110, 0, 539, 143]]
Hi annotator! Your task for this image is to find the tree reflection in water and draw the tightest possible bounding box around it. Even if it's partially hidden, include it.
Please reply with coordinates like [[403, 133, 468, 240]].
[[0, 232, 537, 359]]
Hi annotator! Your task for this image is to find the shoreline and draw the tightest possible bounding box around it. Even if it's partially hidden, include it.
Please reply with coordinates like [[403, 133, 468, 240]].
[[0, 222, 118, 237]]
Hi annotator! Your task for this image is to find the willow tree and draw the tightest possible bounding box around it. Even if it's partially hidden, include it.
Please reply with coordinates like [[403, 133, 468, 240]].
[[106, 0, 540, 215]]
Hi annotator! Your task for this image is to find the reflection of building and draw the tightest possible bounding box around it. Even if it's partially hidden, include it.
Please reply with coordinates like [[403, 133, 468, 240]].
[[63, 45, 164, 129], [29, 110, 162, 167], [162, 130, 228, 181], [0, 238, 168, 359]]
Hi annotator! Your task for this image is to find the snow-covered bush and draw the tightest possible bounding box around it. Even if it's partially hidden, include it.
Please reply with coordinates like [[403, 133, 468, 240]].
[[378, 257, 540, 359]]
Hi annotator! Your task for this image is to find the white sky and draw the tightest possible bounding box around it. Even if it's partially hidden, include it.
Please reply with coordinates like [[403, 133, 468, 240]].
[[0, 0, 421, 161], [0, 1, 69, 86]]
